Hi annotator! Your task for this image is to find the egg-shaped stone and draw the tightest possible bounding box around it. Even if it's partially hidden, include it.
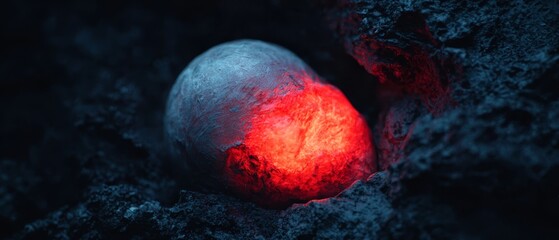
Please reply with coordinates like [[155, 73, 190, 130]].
[[165, 40, 376, 207]]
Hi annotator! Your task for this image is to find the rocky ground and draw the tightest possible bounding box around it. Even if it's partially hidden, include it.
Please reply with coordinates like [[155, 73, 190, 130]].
[[1, 0, 558, 239]]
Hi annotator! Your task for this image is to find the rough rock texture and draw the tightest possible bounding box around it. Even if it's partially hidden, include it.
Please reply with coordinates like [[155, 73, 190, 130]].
[[329, 0, 559, 239], [1, 0, 558, 239]]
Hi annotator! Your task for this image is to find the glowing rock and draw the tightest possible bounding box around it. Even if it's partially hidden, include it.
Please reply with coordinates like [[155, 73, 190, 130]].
[[165, 40, 376, 207]]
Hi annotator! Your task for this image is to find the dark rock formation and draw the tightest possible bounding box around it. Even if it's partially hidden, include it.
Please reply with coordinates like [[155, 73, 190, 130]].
[[1, 0, 558, 239]]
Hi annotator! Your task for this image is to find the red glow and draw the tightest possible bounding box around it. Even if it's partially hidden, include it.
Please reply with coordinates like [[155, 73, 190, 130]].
[[224, 75, 376, 207]]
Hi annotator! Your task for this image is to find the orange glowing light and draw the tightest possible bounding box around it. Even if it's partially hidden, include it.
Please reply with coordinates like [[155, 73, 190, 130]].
[[225, 75, 376, 207], [165, 40, 376, 208]]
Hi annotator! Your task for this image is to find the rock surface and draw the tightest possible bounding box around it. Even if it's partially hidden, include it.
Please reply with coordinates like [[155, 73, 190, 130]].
[[1, 0, 558, 239]]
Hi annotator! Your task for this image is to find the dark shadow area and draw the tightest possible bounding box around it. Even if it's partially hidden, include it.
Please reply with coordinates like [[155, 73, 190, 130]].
[[0, 0, 377, 238]]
